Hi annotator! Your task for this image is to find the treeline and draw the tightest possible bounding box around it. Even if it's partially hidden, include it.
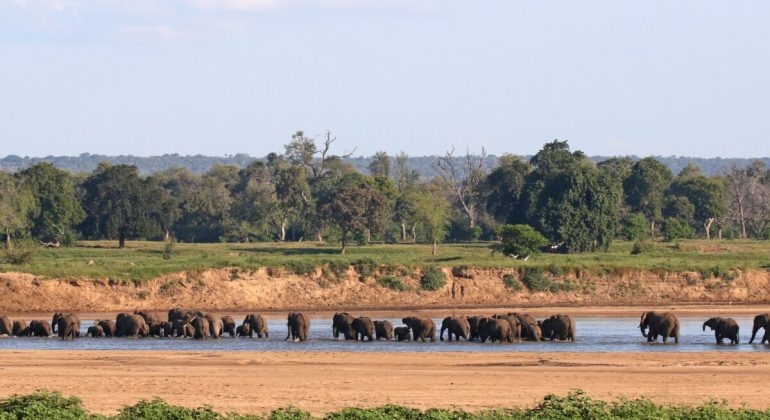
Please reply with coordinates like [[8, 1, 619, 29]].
[[2, 134, 769, 254], [2, 150, 768, 178]]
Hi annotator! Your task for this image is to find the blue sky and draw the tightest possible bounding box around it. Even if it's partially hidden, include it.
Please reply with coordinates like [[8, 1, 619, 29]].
[[1, 1, 769, 158]]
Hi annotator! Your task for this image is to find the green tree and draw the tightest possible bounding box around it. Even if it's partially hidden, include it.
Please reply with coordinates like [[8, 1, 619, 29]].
[[79, 164, 157, 248], [18, 163, 84, 243], [624, 157, 673, 238], [413, 181, 450, 255], [368, 151, 391, 178], [597, 157, 634, 182], [0, 173, 32, 250], [496, 224, 548, 258], [482, 154, 530, 224], [620, 213, 649, 241], [316, 173, 387, 254], [669, 174, 726, 239]]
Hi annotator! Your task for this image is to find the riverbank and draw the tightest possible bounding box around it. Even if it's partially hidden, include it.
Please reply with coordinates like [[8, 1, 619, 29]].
[[0, 350, 768, 415]]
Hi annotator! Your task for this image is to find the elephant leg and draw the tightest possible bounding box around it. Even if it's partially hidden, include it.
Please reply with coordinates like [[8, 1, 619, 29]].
[[762, 330, 770, 345]]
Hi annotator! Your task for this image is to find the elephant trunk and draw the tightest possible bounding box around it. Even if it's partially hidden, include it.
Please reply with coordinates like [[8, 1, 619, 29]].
[[640, 325, 648, 338], [749, 326, 759, 343], [703, 322, 707, 331]]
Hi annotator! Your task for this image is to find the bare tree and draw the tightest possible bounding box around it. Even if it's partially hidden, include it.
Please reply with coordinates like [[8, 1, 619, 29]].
[[436, 147, 487, 229], [725, 164, 750, 238], [284, 130, 354, 180]]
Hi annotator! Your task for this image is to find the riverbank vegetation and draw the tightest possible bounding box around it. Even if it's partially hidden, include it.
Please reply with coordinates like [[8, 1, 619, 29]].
[[2, 390, 768, 420], [0, 239, 767, 281]]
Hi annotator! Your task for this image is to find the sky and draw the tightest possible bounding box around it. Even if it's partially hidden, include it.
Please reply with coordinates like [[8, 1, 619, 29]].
[[1, 1, 770, 158]]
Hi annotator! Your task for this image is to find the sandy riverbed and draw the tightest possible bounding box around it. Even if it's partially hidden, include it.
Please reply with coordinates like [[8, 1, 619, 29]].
[[0, 350, 768, 415]]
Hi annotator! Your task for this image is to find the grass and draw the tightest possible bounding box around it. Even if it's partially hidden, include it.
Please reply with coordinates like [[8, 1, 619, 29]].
[[1, 239, 770, 282], [1, 390, 768, 419]]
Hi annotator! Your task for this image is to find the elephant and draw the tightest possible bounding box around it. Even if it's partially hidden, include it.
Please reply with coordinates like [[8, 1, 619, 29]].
[[440, 316, 470, 341], [12, 320, 28, 337], [538, 315, 576, 342], [286, 312, 310, 342], [52, 313, 81, 338], [0, 315, 12, 336], [639, 311, 679, 343], [351, 316, 375, 341], [332, 312, 355, 340], [242, 314, 269, 338], [478, 317, 513, 343], [466, 315, 485, 341], [148, 322, 165, 337], [172, 319, 194, 338], [87, 325, 104, 337], [394, 326, 411, 341], [52, 313, 80, 340], [27, 320, 51, 337], [168, 308, 188, 323], [96, 320, 116, 337], [191, 316, 210, 339], [221, 316, 236, 337], [236, 323, 251, 337], [512, 313, 540, 341], [202, 313, 224, 338], [160, 321, 174, 337], [135, 310, 161, 326], [402, 316, 436, 342], [116, 314, 149, 338], [703, 317, 740, 345], [749, 314, 770, 344], [493, 314, 521, 341], [374, 320, 394, 340]]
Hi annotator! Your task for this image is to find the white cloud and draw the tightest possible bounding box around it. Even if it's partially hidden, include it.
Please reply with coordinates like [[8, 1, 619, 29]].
[[10, 0, 71, 12], [189, 0, 282, 11]]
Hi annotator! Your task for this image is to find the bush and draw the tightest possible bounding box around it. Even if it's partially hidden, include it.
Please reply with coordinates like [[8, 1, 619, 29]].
[[353, 257, 378, 280], [503, 274, 524, 291], [2, 240, 37, 265], [0, 391, 90, 420], [115, 398, 219, 420], [496, 224, 548, 258], [162, 241, 174, 260], [621, 213, 649, 241], [630, 240, 655, 255], [325, 260, 349, 280], [700, 267, 738, 282], [285, 260, 317, 276], [662, 218, 694, 242], [521, 267, 552, 292], [420, 267, 446, 291], [377, 276, 407, 291]]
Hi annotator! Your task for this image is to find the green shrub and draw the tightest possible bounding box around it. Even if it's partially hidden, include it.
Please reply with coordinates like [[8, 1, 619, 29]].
[[285, 260, 317, 276], [265, 407, 313, 420], [521, 267, 552, 292], [700, 267, 738, 282], [0, 391, 91, 420], [377, 276, 407, 291], [532, 390, 609, 419], [325, 260, 349, 280], [621, 213, 649, 241], [162, 241, 174, 260], [662, 218, 694, 242], [546, 263, 565, 276], [503, 274, 524, 291], [2, 240, 37, 265], [115, 398, 219, 420], [420, 267, 446, 291], [496, 224, 549, 257], [630, 240, 654, 255], [353, 258, 378, 279]]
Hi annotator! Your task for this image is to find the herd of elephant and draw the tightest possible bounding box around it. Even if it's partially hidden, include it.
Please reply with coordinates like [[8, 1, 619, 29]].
[[1, 310, 770, 345]]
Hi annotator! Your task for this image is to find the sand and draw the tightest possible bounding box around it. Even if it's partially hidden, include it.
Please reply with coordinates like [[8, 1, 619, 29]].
[[0, 350, 769, 415]]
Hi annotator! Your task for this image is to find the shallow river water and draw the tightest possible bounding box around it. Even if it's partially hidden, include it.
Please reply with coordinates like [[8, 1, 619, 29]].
[[2, 315, 769, 352]]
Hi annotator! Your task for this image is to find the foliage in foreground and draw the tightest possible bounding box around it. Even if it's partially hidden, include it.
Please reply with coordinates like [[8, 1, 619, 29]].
[[1, 390, 769, 420]]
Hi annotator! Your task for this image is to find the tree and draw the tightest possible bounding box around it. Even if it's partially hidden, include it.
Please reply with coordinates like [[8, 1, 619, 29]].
[[436, 147, 487, 228], [624, 157, 673, 238], [0, 173, 32, 250], [669, 172, 726, 239], [597, 157, 634, 182], [413, 181, 450, 255], [79, 164, 157, 248], [394, 152, 420, 191], [496, 224, 548, 258], [316, 173, 387, 254], [284, 130, 353, 180], [18, 163, 84, 243], [368, 151, 391, 178], [482, 154, 530, 224]]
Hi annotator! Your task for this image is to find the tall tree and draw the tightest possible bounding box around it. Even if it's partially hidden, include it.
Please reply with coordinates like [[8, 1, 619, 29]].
[[413, 181, 450, 255], [0, 173, 32, 250], [284, 130, 353, 179], [368, 152, 391, 178], [436, 147, 487, 228], [79, 164, 157, 248], [482, 154, 530, 224], [624, 157, 673, 238], [18, 162, 84, 242], [316, 173, 386, 254], [669, 171, 726, 239]]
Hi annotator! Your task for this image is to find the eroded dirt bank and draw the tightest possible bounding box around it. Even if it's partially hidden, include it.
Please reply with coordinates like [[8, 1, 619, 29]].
[[1, 267, 769, 313], [0, 351, 769, 415]]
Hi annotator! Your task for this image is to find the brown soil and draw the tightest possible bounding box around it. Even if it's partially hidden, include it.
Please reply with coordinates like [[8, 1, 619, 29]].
[[1, 350, 769, 415], [1, 267, 770, 313]]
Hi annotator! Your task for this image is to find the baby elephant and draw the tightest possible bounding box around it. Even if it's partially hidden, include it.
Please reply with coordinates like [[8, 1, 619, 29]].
[[87, 325, 104, 337], [394, 326, 411, 341], [703, 317, 739, 344]]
